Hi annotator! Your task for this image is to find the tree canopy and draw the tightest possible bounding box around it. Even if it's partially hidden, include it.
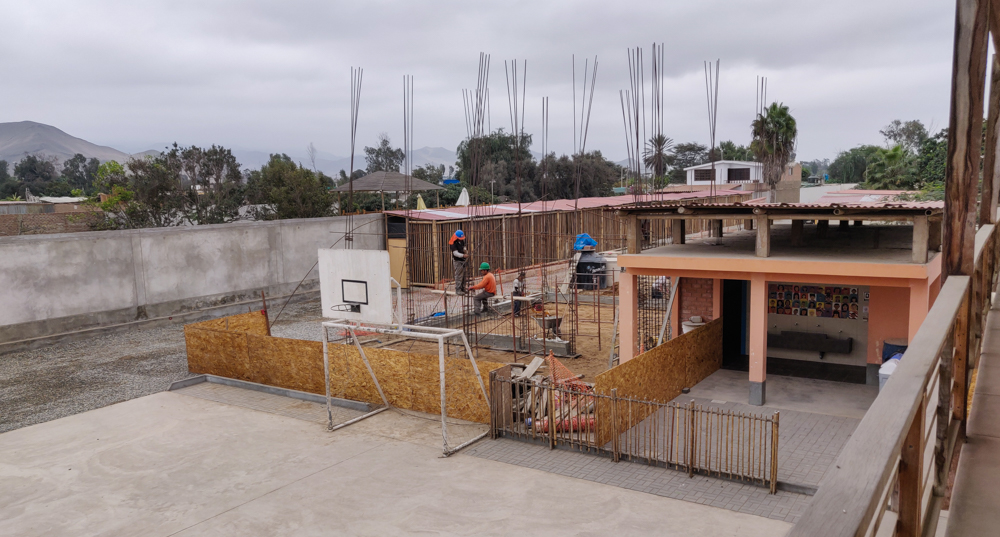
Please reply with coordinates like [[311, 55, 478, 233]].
[[364, 133, 405, 173], [750, 102, 798, 200]]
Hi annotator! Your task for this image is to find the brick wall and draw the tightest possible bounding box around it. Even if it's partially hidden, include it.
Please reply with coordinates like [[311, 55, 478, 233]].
[[679, 277, 715, 323], [0, 212, 102, 237]]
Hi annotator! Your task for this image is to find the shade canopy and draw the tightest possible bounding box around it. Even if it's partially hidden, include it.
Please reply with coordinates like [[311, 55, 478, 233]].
[[334, 171, 445, 193]]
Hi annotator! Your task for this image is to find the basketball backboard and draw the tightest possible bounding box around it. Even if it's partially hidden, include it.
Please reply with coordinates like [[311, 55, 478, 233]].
[[318, 249, 393, 323]]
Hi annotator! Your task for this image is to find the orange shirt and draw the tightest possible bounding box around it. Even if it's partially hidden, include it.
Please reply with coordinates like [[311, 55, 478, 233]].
[[471, 272, 497, 294]]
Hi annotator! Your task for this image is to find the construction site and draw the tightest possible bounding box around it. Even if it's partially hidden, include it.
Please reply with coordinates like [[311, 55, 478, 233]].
[[4, 33, 983, 536]]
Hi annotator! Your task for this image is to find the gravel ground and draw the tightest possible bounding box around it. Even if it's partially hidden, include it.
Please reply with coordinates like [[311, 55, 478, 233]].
[[0, 299, 326, 434]]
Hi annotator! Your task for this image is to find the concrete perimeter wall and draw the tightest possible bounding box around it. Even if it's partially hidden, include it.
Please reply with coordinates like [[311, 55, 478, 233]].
[[0, 214, 384, 347]]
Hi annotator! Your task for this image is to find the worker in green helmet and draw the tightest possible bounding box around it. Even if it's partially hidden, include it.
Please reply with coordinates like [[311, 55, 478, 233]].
[[469, 261, 496, 315]]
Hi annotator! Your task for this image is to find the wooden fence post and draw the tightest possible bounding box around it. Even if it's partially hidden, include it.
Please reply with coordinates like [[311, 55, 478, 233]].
[[897, 399, 925, 537]]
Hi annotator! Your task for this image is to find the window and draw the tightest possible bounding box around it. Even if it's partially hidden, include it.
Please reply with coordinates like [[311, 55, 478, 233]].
[[694, 169, 714, 182], [727, 168, 751, 182]]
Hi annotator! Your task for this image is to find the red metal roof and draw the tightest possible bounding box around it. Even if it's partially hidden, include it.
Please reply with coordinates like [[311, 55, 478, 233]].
[[387, 190, 746, 221], [742, 189, 943, 210]]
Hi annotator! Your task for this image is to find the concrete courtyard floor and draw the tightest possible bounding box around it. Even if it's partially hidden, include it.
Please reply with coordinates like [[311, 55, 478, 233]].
[[0, 388, 792, 537]]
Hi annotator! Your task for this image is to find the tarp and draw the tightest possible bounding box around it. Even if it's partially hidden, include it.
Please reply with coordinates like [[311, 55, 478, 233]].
[[574, 233, 597, 250]]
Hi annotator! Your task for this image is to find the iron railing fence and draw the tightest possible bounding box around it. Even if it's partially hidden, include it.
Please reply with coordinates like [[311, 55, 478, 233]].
[[489, 373, 779, 493]]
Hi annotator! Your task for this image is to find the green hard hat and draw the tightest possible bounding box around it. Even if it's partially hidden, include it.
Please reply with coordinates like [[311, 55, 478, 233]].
[[480, 262, 490, 270]]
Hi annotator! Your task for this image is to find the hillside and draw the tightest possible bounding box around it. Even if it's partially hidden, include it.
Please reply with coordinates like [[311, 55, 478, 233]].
[[0, 121, 131, 165]]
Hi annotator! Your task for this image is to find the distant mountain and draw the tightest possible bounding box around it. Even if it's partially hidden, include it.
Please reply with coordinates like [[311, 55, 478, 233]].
[[0, 121, 138, 166], [0, 121, 460, 178]]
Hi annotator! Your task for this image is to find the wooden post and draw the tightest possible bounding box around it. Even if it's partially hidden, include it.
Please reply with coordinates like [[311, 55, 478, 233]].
[[982, 54, 1000, 225], [711, 219, 723, 238], [754, 215, 770, 257], [954, 294, 970, 422], [626, 215, 642, 254], [896, 400, 925, 537], [671, 219, 686, 245], [816, 220, 829, 238], [431, 221, 441, 283], [853, 220, 863, 227], [790, 220, 804, 247], [943, 0, 990, 279], [744, 218, 754, 231], [838, 219, 849, 230], [912, 215, 930, 264]]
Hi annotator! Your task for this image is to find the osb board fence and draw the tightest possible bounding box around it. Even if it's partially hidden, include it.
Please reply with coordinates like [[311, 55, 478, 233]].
[[593, 318, 723, 445], [191, 311, 270, 335], [183, 316, 504, 423]]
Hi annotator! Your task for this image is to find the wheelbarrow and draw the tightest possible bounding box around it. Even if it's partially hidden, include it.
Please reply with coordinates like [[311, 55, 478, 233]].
[[533, 315, 563, 338]]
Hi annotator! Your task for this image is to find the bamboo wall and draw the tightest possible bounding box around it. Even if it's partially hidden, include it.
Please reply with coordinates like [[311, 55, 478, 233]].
[[184, 316, 505, 423], [593, 318, 723, 444], [405, 194, 752, 285]]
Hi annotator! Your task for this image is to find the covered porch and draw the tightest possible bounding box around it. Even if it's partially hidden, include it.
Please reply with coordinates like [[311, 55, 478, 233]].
[[616, 207, 943, 406]]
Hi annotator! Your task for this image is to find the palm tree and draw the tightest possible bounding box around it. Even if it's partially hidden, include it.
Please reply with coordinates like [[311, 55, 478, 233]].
[[643, 134, 674, 185], [750, 103, 798, 202], [864, 145, 918, 190]]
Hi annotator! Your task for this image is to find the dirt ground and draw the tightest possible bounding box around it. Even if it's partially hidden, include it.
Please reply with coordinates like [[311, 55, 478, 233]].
[[379, 297, 617, 383]]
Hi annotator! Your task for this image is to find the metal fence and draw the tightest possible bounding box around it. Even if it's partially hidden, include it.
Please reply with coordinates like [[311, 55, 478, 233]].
[[489, 373, 780, 492]]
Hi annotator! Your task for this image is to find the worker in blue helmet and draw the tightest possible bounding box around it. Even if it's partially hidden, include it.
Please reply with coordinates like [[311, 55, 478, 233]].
[[449, 229, 467, 294]]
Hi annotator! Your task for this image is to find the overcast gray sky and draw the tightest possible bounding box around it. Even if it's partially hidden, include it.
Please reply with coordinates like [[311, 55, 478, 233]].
[[1, 0, 967, 163]]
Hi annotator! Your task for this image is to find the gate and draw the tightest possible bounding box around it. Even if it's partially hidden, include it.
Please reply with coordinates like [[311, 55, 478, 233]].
[[488, 371, 779, 493]]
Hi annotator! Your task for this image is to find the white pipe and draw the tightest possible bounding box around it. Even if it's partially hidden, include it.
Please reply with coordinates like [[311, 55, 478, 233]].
[[443, 431, 489, 457], [390, 277, 403, 326], [322, 325, 333, 431], [349, 326, 390, 407], [438, 334, 449, 454], [461, 332, 490, 408], [329, 406, 389, 431]]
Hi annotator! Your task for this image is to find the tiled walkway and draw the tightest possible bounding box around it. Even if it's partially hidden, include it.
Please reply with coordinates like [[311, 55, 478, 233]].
[[669, 395, 861, 488], [466, 437, 812, 523]]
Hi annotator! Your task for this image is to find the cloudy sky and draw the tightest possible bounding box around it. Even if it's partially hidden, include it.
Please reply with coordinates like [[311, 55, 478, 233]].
[[0, 0, 968, 163]]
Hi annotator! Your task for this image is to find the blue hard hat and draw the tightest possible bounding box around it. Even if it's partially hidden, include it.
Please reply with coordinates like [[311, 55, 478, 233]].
[[455, 230, 464, 238]]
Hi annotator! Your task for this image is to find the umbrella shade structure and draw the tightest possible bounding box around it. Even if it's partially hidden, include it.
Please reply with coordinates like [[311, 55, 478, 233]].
[[334, 171, 445, 193]]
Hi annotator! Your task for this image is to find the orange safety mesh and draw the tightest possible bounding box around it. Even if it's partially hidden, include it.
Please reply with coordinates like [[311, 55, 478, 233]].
[[545, 351, 589, 392]]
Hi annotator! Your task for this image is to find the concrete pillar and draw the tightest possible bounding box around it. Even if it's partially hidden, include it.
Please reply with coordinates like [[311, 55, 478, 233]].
[[619, 271, 639, 362], [749, 273, 767, 405], [712, 278, 722, 320], [670, 275, 681, 340], [908, 280, 930, 342], [671, 219, 686, 245], [790, 220, 804, 247]]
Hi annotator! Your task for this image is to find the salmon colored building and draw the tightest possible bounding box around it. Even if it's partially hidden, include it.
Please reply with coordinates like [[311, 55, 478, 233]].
[[615, 198, 944, 405]]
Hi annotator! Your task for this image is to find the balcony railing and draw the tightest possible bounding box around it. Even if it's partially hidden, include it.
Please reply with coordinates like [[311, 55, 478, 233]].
[[789, 223, 998, 537]]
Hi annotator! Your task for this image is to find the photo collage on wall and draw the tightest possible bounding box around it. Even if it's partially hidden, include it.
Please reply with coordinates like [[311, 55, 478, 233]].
[[768, 283, 868, 321]]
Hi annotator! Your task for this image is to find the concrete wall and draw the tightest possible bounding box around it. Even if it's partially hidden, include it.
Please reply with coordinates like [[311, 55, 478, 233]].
[[0, 214, 384, 346]]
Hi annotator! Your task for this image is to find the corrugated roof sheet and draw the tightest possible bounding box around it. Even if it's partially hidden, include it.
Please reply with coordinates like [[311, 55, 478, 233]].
[[386, 189, 746, 221]]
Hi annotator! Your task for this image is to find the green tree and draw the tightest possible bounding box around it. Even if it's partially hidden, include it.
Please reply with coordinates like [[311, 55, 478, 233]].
[[916, 129, 948, 186], [880, 120, 928, 153], [61, 153, 100, 192], [667, 142, 709, 183], [828, 145, 881, 184], [716, 140, 753, 161], [643, 134, 674, 183], [863, 145, 918, 189], [167, 144, 245, 225], [247, 154, 334, 219], [455, 129, 537, 202], [412, 164, 445, 185], [364, 133, 405, 173], [538, 151, 618, 200], [337, 168, 366, 186], [750, 103, 798, 201]]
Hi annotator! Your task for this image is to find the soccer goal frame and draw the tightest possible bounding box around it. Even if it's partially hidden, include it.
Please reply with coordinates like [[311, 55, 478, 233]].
[[320, 319, 491, 456]]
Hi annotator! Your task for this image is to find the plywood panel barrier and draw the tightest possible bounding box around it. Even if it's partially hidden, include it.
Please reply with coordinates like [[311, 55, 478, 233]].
[[593, 318, 722, 445], [184, 315, 503, 423]]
